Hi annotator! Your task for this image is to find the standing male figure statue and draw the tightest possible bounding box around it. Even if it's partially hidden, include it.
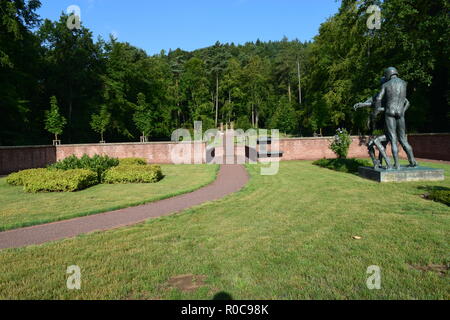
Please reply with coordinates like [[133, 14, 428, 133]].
[[375, 67, 418, 169]]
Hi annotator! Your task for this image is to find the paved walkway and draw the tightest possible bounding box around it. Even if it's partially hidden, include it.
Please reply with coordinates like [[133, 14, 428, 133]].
[[0, 165, 248, 250]]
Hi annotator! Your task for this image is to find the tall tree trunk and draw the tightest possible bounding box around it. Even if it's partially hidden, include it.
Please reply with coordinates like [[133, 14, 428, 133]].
[[176, 79, 180, 126], [215, 74, 219, 127], [68, 84, 73, 143], [297, 60, 302, 104], [251, 103, 255, 127], [228, 91, 232, 123], [288, 82, 292, 103]]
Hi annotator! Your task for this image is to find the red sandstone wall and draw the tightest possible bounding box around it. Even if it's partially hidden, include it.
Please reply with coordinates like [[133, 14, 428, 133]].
[[279, 136, 408, 161], [56, 142, 206, 164], [408, 134, 450, 161], [0, 146, 56, 175], [0, 134, 448, 175]]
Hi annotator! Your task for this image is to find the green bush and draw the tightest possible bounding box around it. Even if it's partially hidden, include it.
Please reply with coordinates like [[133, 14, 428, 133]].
[[103, 165, 163, 184], [6, 168, 49, 186], [118, 158, 147, 166], [428, 189, 450, 206], [7, 168, 98, 193], [330, 128, 352, 159], [313, 158, 372, 174], [48, 154, 119, 181]]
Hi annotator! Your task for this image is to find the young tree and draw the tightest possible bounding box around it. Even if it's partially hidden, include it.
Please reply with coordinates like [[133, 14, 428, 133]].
[[133, 93, 154, 141], [90, 105, 111, 142], [44, 96, 67, 143]]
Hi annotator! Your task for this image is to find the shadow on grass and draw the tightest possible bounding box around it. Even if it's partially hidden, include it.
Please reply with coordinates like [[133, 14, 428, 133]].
[[417, 186, 450, 192], [212, 291, 233, 300], [312, 158, 372, 175], [417, 186, 450, 206]]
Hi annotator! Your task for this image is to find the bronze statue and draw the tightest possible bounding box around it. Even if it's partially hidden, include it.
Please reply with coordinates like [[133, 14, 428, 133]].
[[375, 67, 418, 169], [354, 67, 418, 170]]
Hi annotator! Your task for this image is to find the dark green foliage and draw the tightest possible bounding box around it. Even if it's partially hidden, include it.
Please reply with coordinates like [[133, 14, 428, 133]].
[[303, 0, 449, 135], [133, 93, 154, 138], [313, 158, 372, 174], [7, 168, 98, 193], [36, 14, 105, 144], [269, 96, 298, 134], [1, 0, 448, 146], [48, 154, 119, 181], [330, 128, 352, 159], [0, 0, 43, 145], [103, 165, 163, 184], [118, 158, 147, 166], [427, 189, 450, 206], [235, 116, 252, 131]]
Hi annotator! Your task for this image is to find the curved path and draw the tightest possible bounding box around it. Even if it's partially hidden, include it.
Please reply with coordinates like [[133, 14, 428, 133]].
[[0, 165, 248, 250]]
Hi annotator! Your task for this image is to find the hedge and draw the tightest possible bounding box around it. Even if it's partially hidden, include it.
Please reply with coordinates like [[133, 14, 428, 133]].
[[6, 168, 49, 186], [7, 168, 98, 193], [48, 154, 119, 181], [118, 158, 147, 166], [103, 165, 163, 184]]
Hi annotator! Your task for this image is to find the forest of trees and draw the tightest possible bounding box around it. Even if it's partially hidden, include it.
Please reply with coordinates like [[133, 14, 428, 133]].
[[0, 0, 448, 146]]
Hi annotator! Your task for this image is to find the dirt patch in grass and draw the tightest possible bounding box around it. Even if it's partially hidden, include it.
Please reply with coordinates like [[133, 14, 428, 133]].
[[409, 264, 449, 276], [167, 274, 207, 292]]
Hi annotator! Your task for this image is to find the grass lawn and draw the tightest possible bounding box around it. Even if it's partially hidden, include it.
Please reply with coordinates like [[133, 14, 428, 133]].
[[0, 160, 448, 299], [0, 164, 219, 231]]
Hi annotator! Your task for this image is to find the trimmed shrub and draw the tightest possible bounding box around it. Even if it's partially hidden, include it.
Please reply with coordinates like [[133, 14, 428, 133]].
[[7, 169, 98, 193], [6, 168, 49, 186], [103, 165, 163, 184], [313, 158, 372, 174], [48, 154, 119, 181], [118, 158, 147, 166], [427, 189, 450, 206]]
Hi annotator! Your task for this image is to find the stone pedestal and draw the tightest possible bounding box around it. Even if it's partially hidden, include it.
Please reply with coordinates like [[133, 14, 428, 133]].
[[358, 166, 445, 183]]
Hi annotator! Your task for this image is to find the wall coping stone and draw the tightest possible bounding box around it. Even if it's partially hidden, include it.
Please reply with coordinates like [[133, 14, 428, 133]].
[[0, 145, 55, 150], [1, 133, 448, 149]]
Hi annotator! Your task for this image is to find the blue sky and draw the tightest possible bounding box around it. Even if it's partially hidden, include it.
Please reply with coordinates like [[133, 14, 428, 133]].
[[37, 0, 341, 55]]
